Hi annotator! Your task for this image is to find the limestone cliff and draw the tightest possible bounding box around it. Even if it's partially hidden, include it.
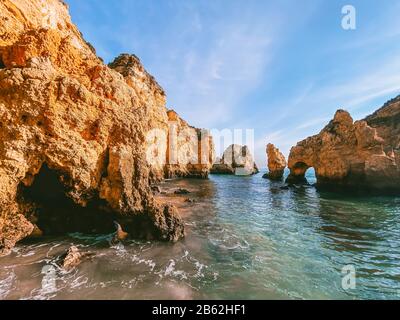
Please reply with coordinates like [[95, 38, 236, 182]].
[[107, 55, 214, 181], [264, 143, 286, 180], [164, 110, 214, 179], [211, 144, 258, 175], [287, 96, 400, 192], [0, 0, 210, 256], [107, 53, 168, 182]]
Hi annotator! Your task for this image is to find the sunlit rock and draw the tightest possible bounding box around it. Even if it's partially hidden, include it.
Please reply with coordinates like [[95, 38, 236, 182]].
[[287, 96, 400, 192], [211, 144, 258, 176]]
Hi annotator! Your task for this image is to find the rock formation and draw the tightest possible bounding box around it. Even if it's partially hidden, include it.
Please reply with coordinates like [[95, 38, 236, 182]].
[[211, 144, 259, 175], [0, 0, 212, 256], [264, 143, 286, 180], [108, 55, 214, 181], [287, 96, 400, 192], [164, 110, 214, 179], [59, 245, 94, 271]]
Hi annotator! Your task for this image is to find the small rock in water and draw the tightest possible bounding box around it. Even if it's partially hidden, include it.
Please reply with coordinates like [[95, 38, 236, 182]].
[[111, 221, 129, 245], [60, 246, 94, 271], [174, 188, 190, 195], [184, 198, 196, 203], [280, 185, 290, 190], [151, 185, 162, 194]]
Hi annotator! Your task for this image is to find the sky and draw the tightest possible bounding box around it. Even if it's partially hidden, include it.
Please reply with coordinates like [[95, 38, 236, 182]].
[[65, 0, 400, 167]]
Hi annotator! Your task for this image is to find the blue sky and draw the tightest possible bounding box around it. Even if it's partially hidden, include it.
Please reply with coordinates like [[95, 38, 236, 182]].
[[65, 0, 400, 166]]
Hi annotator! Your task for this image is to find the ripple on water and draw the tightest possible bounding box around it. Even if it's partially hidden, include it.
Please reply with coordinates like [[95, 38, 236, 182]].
[[1, 173, 400, 299]]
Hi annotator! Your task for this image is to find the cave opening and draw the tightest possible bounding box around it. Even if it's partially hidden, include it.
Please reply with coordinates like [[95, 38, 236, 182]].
[[0, 56, 5, 69], [20, 164, 116, 236]]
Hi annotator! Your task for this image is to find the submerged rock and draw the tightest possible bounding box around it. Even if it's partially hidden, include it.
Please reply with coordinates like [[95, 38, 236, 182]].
[[287, 96, 400, 193], [264, 143, 287, 180], [211, 144, 259, 176], [174, 188, 191, 195], [60, 246, 94, 271]]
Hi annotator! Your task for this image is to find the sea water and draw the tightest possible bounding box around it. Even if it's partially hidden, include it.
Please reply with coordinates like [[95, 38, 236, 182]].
[[0, 171, 399, 300]]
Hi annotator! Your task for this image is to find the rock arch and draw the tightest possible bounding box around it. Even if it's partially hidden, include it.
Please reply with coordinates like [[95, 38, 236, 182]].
[[286, 161, 312, 184]]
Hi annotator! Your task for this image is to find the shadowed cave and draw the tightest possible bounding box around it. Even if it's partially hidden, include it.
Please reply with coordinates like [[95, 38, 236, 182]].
[[20, 164, 116, 236]]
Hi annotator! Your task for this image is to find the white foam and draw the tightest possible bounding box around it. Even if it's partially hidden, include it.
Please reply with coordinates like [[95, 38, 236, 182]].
[[0, 271, 16, 299]]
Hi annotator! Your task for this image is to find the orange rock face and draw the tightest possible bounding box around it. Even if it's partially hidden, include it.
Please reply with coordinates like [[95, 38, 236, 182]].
[[164, 110, 214, 179], [0, 0, 212, 256], [265, 143, 286, 180], [287, 96, 400, 192], [108, 55, 214, 181]]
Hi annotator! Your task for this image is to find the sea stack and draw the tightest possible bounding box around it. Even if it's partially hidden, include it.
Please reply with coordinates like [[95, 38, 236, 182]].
[[286, 96, 400, 192], [264, 143, 287, 180], [211, 144, 259, 176]]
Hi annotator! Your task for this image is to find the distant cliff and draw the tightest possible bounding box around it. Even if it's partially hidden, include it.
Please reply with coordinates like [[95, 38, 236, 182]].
[[287, 95, 400, 193], [211, 144, 258, 175]]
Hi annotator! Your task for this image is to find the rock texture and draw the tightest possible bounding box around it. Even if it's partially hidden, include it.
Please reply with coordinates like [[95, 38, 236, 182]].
[[59, 245, 94, 271], [287, 96, 400, 192], [0, 0, 211, 256], [211, 144, 259, 175], [264, 143, 286, 180], [107, 55, 214, 181], [164, 110, 214, 179]]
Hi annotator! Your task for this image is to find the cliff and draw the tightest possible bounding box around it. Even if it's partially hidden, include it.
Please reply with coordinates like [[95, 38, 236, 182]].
[[0, 0, 212, 256], [164, 110, 214, 179], [287, 96, 400, 192], [107, 54, 214, 181]]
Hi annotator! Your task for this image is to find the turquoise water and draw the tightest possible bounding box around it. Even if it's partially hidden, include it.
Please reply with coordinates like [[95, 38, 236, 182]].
[[1, 171, 399, 299]]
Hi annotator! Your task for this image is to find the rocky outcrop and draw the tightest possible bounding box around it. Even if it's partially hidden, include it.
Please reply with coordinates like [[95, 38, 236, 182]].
[[0, 0, 211, 256], [287, 96, 400, 192], [59, 246, 94, 271], [108, 53, 167, 182], [211, 144, 258, 175], [164, 110, 214, 179], [107, 55, 215, 181], [264, 143, 286, 180]]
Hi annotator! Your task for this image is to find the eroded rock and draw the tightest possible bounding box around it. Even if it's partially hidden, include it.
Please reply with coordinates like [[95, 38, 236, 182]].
[[60, 246, 94, 271], [0, 0, 200, 256], [211, 144, 259, 175], [287, 96, 400, 192], [264, 143, 286, 180], [164, 110, 215, 179]]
